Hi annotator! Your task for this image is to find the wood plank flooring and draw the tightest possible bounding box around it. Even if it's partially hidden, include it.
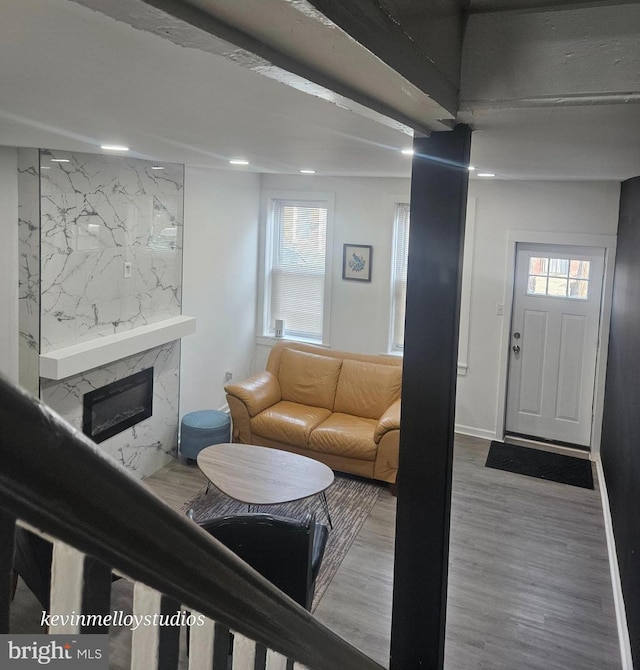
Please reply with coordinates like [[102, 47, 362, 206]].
[[144, 434, 621, 669], [446, 435, 620, 670], [313, 486, 396, 665], [10, 434, 621, 669]]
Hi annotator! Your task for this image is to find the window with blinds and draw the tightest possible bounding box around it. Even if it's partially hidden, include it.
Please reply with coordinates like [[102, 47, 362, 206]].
[[390, 203, 410, 351], [268, 199, 328, 341]]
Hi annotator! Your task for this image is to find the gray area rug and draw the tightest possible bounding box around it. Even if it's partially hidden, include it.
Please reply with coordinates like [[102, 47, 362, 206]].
[[180, 474, 383, 610]]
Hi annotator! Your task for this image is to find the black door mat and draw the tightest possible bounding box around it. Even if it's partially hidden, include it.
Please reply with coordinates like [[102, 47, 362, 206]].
[[485, 441, 594, 489]]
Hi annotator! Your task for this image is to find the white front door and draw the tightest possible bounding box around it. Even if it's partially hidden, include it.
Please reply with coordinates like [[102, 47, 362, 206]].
[[505, 243, 605, 447]]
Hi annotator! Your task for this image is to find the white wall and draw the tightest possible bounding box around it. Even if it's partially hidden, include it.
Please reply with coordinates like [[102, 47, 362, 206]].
[[189, 171, 620, 444], [260, 174, 410, 357], [456, 179, 621, 439], [0, 147, 19, 383], [180, 167, 261, 414]]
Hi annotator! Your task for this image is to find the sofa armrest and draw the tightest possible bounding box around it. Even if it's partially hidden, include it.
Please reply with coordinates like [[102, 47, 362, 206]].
[[374, 398, 401, 443], [225, 371, 281, 418]]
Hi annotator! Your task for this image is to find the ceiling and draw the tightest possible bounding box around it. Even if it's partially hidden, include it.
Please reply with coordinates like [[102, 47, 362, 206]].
[[0, 0, 416, 177], [1, 0, 640, 181]]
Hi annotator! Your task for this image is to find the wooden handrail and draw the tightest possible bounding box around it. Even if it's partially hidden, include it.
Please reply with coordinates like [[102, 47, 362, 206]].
[[0, 375, 384, 670]]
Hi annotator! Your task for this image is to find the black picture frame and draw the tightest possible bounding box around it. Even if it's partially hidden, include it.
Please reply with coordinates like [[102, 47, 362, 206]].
[[342, 244, 373, 282]]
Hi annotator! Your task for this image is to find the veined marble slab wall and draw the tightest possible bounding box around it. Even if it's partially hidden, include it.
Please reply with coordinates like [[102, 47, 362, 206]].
[[18, 149, 40, 397], [20, 149, 185, 478], [39, 150, 184, 352], [40, 342, 180, 477]]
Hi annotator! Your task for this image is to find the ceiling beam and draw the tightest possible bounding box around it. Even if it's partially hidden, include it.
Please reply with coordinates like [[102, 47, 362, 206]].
[[305, 0, 462, 115], [468, 0, 640, 15], [461, 2, 640, 111], [71, 0, 452, 133]]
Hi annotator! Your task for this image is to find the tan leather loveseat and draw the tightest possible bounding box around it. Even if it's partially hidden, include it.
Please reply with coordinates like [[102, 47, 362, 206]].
[[224, 342, 402, 484]]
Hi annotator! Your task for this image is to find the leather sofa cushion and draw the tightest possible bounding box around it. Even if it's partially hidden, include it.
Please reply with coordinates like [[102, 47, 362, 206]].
[[251, 401, 331, 446], [333, 359, 402, 420], [279, 348, 342, 411], [308, 413, 378, 460]]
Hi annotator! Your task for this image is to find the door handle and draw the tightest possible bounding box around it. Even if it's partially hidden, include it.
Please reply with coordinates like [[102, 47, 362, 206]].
[[512, 344, 521, 354]]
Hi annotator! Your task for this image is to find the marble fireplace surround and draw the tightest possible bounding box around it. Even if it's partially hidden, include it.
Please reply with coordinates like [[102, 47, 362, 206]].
[[40, 341, 183, 478], [20, 149, 192, 478]]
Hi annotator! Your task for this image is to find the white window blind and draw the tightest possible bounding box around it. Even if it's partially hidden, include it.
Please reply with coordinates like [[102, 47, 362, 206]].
[[269, 199, 328, 341], [391, 203, 410, 351]]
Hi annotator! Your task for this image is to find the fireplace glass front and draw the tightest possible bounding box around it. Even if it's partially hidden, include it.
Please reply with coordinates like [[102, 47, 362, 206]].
[[83, 368, 153, 444]]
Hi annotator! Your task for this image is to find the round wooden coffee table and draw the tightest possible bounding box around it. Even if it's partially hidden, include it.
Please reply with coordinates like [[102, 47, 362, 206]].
[[197, 443, 335, 527]]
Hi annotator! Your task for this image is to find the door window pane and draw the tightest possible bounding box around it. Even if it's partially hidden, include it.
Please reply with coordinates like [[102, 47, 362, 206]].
[[569, 259, 590, 279], [529, 257, 548, 275], [528, 276, 548, 295], [548, 277, 568, 296], [569, 279, 589, 299], [526, 256, 590, 300], [549, 258, 569, 277]]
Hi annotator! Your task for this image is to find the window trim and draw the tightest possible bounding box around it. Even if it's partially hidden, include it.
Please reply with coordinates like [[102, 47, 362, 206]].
[[386, 196, 477, 378], [258, 190, 334, 346], [389, 202, 410, 353]]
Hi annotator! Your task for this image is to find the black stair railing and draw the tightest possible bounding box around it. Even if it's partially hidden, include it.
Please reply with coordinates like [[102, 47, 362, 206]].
[[0, 374, 384, 670]]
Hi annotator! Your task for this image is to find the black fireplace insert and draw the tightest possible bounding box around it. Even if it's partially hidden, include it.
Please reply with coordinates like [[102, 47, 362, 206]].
[[83, 368, 153, 444]]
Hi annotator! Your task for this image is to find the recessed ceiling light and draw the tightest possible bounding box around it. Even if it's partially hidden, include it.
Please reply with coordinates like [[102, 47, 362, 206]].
[[300, 169, 316, 174], [468, 165, 476, 171], [40, 166, 51, 170], [401, 148, 414, 156], [101, 145, 129, 151], [229, 159, 249, 165], [50, 158, 70, 163], [151, 166, 165, 170], [477, 172, 496, 177]]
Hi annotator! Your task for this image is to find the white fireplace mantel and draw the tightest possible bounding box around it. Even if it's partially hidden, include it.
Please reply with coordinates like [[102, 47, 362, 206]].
[[39, 316, 196, 380]]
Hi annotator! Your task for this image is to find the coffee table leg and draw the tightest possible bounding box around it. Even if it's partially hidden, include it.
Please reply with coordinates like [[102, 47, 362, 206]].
[[320, 492, 333, 529], [205, 481, 211, 495]]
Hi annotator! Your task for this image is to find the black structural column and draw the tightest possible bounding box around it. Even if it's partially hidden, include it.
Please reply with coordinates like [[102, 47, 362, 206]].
[[390, 125, 471, 670]]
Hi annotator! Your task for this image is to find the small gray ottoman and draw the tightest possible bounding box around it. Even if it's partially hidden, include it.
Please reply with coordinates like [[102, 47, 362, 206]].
[[179, 410, 231, 462]]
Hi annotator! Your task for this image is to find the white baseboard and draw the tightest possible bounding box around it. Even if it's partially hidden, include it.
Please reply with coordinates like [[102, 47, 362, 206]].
[[595, 457, 634, 669], [454, 424, 497, 442], [217, 403, 230, 414]]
